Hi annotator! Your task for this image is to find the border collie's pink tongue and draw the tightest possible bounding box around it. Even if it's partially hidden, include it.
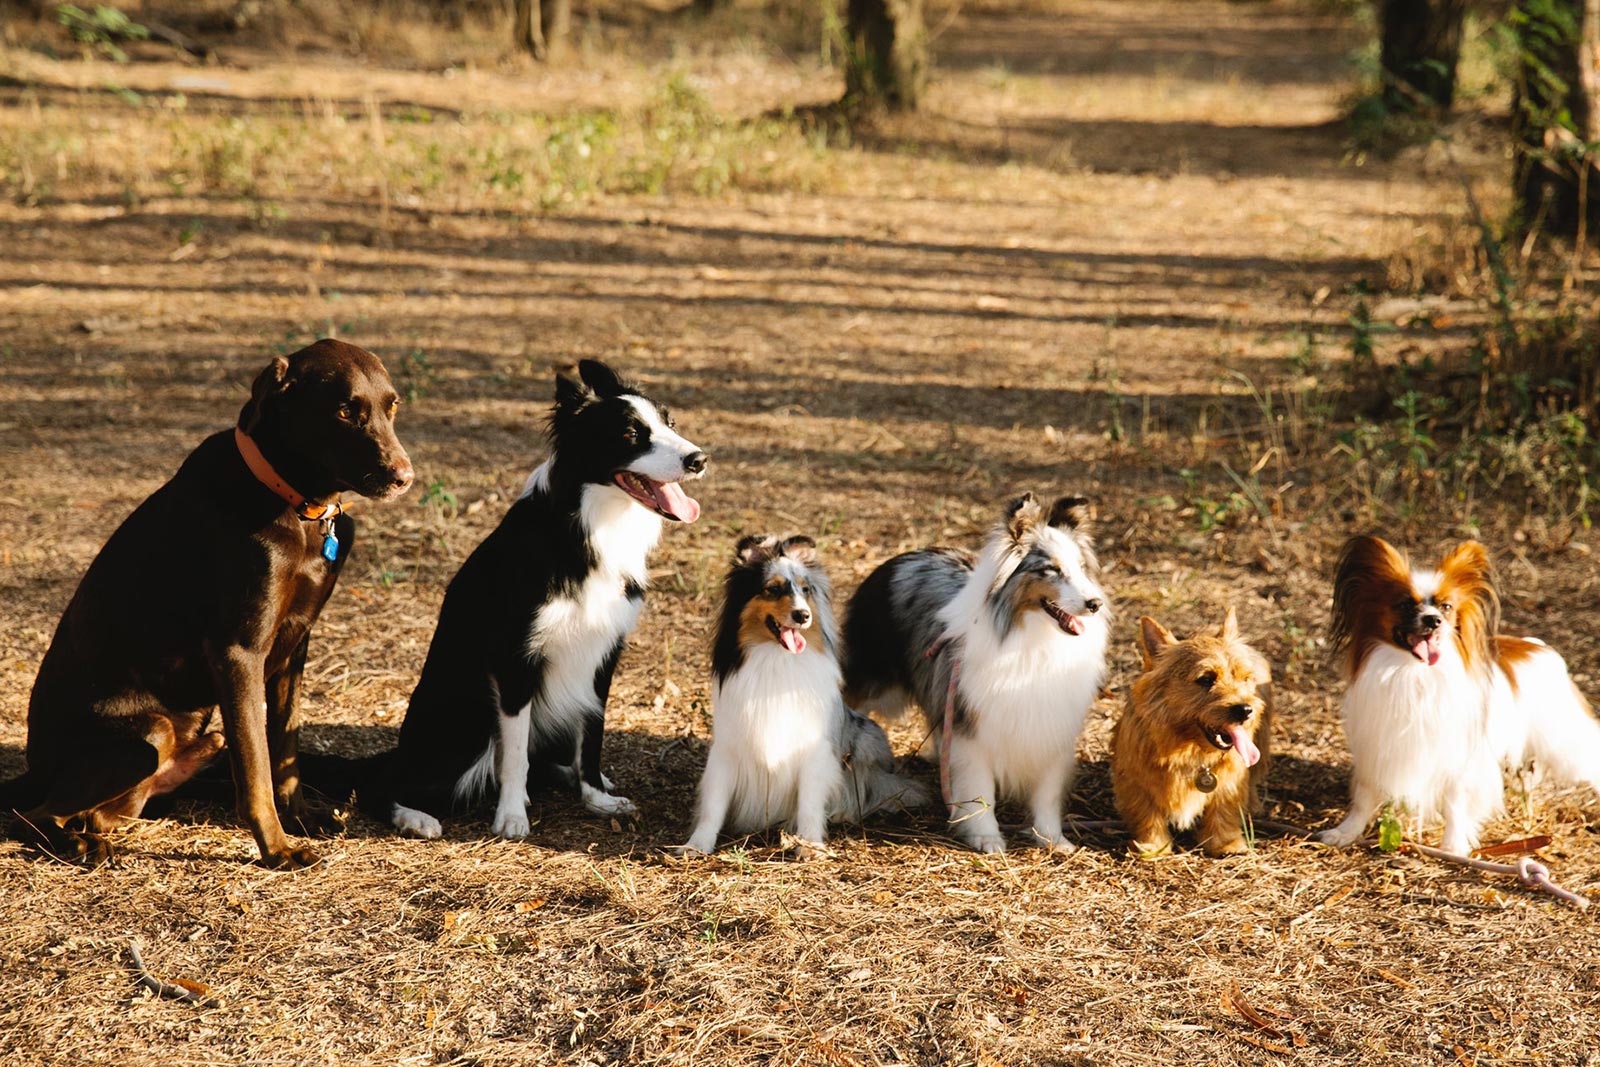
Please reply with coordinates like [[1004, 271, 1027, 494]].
[[651, 479, 700, 523], [1228, 725, 1261, 768], [778, 627, 806, 654], [1410, 632, 1442, 666]]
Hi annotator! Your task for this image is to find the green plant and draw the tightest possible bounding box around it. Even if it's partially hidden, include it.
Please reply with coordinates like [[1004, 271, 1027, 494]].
[[1376, 805, 1405, 852], [398, 346, 438, 403], [56, 4, 148, 63]]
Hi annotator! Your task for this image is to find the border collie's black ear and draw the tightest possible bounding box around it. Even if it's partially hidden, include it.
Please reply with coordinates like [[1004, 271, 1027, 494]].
[[736, 534, 779, 566], [578, 359, 626, 398], [1048, 495, 1092, 530], [555, 363, 592, 410], [1004, 492, 1042, 542], [239, 355, 290, 433], [779, 535, 817, 565]]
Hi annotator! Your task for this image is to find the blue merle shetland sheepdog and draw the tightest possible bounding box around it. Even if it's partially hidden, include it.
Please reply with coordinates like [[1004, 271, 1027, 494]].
[[376, 360, 707, 839], [840, 493, 1110, 853], [679, 535, 929, 858]]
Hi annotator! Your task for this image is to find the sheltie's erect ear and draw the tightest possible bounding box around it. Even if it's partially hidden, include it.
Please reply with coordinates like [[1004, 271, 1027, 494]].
[[735, 534, 780, 567], [1004, 492, 1043, 543], [1047, 495, 1093, 531], [779, 535, 818, 566]]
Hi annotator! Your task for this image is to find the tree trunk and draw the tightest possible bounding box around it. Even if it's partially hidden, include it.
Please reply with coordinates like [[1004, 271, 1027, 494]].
[[1379, 0, 1467, 111], [1513, 0, 1600, 239], [845, 0, 927, 110], [513, 0, 570, 61]]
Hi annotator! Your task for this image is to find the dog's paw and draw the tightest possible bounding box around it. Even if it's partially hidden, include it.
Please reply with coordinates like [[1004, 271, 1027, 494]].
[[492, 808, 532, 840], [392, 805, 443, 840], [1130, 838, 1173, 858], [289, 806, 346, 839], [581, 784, 638, 818], [1029, 828, 1077, 854], [261, 844, 320, 870], [1203, 839, 1250, 857], [601, 771, 616, 792], [966, 833, 1008, 854], [70, 831, 116, 869], [791, 839, 834, 862], [1315, 825, 1362, 848]]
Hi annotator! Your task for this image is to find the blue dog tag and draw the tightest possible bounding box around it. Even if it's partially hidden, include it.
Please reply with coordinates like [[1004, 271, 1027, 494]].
[[321, 526, 340, 562]]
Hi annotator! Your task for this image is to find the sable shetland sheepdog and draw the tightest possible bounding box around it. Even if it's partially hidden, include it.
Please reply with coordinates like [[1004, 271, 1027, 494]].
[[680, 535, 930, 857], [1112, 608, 1272, 857], [1319, 535, 1600, 855], [841, 493, 1110, 853], [368, 360, 707, 839]]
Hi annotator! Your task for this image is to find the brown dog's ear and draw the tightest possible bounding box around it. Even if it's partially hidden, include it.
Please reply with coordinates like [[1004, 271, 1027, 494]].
[[735, 534, 779, 566], [239, 355, 290, 433], [1138, 616, 1176, 669], [779, 535, 817, 565], [1048, 495, 1093, 531], [1005, 492, 1042, 542], [1221, 606, 1239, 640]]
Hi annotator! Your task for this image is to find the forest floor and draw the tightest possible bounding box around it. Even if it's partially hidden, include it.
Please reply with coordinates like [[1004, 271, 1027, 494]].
[[1, 1, 1598, 1064]]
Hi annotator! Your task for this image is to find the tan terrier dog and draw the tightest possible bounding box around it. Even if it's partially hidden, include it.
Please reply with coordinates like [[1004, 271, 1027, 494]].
[[1112, 608, 1273, 856]]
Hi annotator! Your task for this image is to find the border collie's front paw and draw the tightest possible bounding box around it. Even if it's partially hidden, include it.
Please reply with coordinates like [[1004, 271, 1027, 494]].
[[581, 783, 637, 817], [392, 805, 443, 840], [492, 808, 531, 839]]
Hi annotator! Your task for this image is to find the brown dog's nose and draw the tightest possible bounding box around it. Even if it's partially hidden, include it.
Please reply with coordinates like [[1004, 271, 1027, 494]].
[[1227, 704, 1253, 722], [390, 460, 415, 492]]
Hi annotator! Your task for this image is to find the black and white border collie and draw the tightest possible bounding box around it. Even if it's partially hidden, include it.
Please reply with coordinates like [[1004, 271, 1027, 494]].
[[679, 535, 929, 858], [841, 493, 1110, 853], [379, 360, 707, 839]]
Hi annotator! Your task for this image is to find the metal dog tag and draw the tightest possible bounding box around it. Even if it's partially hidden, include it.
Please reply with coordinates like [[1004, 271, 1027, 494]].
[[1195, 767, 1217, 793], [320, 520, 340, 562]]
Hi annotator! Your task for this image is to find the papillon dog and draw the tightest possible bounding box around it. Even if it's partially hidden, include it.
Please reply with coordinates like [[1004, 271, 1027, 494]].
[[359, 360, 708, 839], [841, 493, 1111, 853], [680, 535, 930, 858], [1319, 535, 1600, 854]]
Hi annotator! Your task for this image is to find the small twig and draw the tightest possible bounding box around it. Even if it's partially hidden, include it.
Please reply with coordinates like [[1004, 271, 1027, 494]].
[[127, 941, 220, 1008], [1264, 820, 1591, 910]]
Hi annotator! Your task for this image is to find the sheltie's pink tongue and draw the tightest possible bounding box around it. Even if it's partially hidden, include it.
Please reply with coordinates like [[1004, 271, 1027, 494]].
[[1228, 725, 1261, 768], [778, 627, 806, 654], [1410, 632, 1442, 666], [652, 480, 701, 523]]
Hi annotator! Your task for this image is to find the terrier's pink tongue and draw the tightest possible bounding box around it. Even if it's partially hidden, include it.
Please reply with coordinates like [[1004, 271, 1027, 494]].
[[1228, 725, 1261, 768], [779, 627, 806, 654], [652, 480, 701, 523], [1411, 633, 1442, 666]]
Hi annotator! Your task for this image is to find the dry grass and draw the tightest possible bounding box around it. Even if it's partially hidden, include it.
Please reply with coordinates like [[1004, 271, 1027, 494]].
[[3, 1, 1600, 1064]]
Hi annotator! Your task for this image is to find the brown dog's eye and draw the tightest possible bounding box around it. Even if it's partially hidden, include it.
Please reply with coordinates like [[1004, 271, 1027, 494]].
[[388, 399, 400, 418], [338, 401, 357, 421], [1196, 671, 1217, 689]]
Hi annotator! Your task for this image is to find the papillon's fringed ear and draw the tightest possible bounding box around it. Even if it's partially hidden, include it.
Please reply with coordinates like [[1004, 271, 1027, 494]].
[[1330, 534, 1413, 662], [1005, 492, 1043, 542], [735, 534, 779, 566], [1138, 615, 1176, 670], [1048, 495, 1092, 531], [1438, 540, 1500, 658], [779, 535, 817, 565], [239, 355, 290, 433], [577, 359, 627, 398], [554, 363, 592, 410], [1221, 606, 1239, 641]]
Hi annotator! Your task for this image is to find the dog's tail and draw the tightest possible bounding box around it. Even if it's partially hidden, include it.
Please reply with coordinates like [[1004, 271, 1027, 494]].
[[835, 710, 936, 823], [297, 750, 395, 823]]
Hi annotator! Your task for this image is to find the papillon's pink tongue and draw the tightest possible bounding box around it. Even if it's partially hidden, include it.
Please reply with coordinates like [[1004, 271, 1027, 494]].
[[779, 627, 806, 654], [1228, 725, 1261, 768], [652, 480, 701, 523], [1411, 633, 1442, 666]]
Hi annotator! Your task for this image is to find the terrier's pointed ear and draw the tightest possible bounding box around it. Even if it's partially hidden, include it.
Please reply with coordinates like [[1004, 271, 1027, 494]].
[[239, 355, 290, 433], [1221, 606, 1239, 640], [779, 535, 817, 566], [555, 363, 593, 410], [577, 359, 626, 397], [735, 534, 779, 566], [1048, 495, 1093, 530], [1138, 616, 1176, 669], [1005, 492, 1043, 542]]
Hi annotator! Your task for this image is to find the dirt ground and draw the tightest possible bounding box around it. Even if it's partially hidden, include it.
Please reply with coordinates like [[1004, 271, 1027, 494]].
[[2, 1, 1599, 1064]]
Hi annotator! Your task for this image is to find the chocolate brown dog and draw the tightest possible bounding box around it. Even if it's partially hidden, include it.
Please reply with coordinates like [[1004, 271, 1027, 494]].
[[2, 339, 412, 868]]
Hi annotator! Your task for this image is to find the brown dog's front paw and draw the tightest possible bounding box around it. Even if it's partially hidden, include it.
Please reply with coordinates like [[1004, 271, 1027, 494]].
[[288, 806, 346, 839], [260, 844, 321, 870], [70, 831, 116, 869], [1202, 838, 1249, 857]]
